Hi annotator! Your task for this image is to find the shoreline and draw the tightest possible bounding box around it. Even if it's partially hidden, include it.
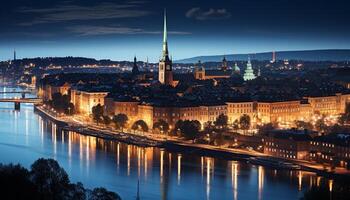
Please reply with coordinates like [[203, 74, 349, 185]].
[[34, 105, 350, 181]]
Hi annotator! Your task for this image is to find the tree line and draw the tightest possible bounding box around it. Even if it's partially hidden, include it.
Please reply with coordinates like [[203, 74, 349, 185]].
[[0, 158, 121, 200]]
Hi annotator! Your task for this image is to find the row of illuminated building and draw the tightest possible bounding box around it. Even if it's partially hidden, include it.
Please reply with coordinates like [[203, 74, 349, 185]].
[[38, 82, 350, 129], [262, 131, 350, 169]]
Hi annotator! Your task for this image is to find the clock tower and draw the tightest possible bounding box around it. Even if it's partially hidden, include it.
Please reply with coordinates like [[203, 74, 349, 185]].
[[159, 10, 173, 85]]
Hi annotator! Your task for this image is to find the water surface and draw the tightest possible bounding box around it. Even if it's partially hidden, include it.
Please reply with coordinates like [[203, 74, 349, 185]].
[[0, 87, 330, 200]]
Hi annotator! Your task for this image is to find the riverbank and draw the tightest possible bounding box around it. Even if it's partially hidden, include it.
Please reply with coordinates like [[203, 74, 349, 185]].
[[34, 105, 350, 180], [34, 105, 161, 147]]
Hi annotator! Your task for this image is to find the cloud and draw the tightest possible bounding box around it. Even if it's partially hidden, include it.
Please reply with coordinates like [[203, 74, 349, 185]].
[[18, 2, 151, 26], [67, 25, 191, 36], [186, 7, 231, 20]]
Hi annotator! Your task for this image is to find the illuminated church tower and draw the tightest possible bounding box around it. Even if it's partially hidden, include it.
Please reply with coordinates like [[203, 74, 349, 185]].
[[158, 10, 173, 85], [243, 57, 256, 81]]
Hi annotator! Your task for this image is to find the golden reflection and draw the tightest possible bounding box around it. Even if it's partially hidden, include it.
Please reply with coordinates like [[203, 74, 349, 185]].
[[309, 176, 313, 189], [231, 162, 238, 200], [177, 154, 182, 185], [206, 158, 211, 200], [127, 145, 131, 176], [137, 147, 141, 177], [86, 136, 90, 172], [201, 157, 204, 178], [258, 166, 264, 200], [160, 150, 164, 183], [68, 132, 72, 168], [144, 149, 148, 179], [39, 117, 44, 145], [61, 130, 64, 144], [79, 136, 83, 167], [117, 143, 120, 167], [169, 153, 172, 170], [317, 176, 321, 187], [298, 171, 303, 191], [329, 179, 333, 192], [53, 124, 57, 159]]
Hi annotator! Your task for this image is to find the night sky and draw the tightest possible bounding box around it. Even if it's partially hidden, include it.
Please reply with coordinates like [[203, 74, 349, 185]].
[[0, 0, 349, 62]]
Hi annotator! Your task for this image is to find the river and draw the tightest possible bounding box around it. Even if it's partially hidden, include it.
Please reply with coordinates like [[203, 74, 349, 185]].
[[0, 86, 331, 200]]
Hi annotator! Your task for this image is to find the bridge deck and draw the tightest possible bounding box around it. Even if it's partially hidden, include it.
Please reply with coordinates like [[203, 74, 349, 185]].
[[0, 91, 32, 94], [0, 98, 42, 103]]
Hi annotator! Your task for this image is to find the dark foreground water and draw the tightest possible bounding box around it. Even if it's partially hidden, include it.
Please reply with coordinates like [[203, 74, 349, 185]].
[[0, 87, 332, 200]]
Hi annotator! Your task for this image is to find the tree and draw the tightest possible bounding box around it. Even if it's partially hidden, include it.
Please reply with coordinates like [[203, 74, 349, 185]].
[[179, 120, 201, 141], [88, 187, 121, 200], [0, 164, 38, 200], [172, 120, 184, 136], [103, 116, 111, 127], [0, 159, 121, 200], [257, 123, 277, 135], [131, 120, 149, 133], [315, 118, 327, 134], [153, 119, 169, 134], [203, 121, 214, 134], [214, 114, 228, 130], [68, 182, 86, 200], [301, 185, 350, 200], [239, 114, 251, 133], [92, 104, 104, 125], [232, 119, 239, 131], [50, 92, 75, 115], [113, 114, 128, 132], [30, 158, 70, 200], [295, 120, 314, 130]]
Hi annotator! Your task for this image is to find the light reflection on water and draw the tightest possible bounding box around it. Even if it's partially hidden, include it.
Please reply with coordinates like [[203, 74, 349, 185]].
[[0, 87, 332, 200]]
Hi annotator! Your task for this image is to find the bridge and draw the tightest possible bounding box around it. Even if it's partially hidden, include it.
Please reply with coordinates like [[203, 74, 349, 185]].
[[0, 91, 33, 98], [0, 91, 32, 94], [0, 98, 42, 110]]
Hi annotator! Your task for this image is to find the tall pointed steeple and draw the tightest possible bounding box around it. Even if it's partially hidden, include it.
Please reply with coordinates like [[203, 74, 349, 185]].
[[158, 9, 173, 85], [132, 55, 139, 75], [162, 9, 170, 61]]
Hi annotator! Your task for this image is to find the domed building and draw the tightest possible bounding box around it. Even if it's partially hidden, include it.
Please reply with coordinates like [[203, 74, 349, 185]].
[[233, 63, 240, 74]]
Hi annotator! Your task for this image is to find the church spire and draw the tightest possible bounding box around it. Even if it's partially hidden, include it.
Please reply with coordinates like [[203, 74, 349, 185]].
[[162, 9, 169, 61], [132, 55, 139, 75]]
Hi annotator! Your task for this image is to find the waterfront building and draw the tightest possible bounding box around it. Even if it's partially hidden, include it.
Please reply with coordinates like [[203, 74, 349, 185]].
[[263, 130, 311, 160], [105, 96, 139, 122], [269, 100, 301, 126], [309, 134, 350, 168], [306, 93, 350, 115], [243, 58, 256, 81], [200, 102, 228, 123], [71, 88, 109, 115], [39, 82, 70, 101], [226, 100, 255, 124]]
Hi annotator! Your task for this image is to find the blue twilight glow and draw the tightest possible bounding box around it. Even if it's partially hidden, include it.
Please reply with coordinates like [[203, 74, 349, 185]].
[[0, 0, 350, 62]]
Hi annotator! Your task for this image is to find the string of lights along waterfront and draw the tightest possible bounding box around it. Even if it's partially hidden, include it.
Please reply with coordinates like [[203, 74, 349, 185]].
[[0, 87, 334, 200]]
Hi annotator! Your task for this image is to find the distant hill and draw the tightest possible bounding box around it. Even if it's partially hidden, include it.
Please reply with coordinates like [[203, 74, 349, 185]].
[[176, 49, 350, 63]]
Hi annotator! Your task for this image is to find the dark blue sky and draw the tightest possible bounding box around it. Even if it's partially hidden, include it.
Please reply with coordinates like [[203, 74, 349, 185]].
[[0, 0, 349, 62]]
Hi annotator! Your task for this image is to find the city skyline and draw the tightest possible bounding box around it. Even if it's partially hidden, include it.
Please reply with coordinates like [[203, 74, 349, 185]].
[[1, 0, 350, 61]]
